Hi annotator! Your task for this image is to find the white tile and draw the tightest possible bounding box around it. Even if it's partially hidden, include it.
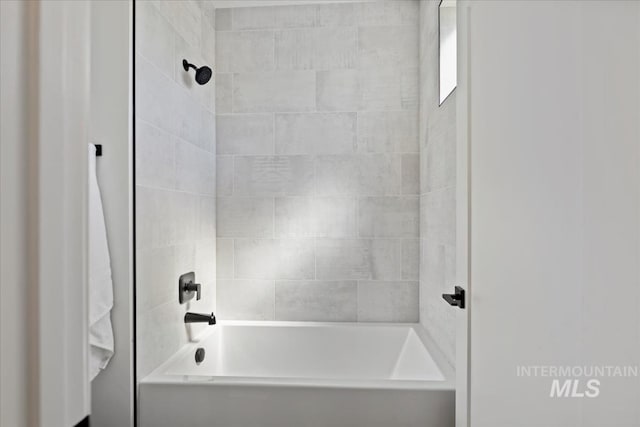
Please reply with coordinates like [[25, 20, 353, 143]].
[[370, 239, 402, 280], [359, 66, 418, 111], [201, 20, 216, 74], [358, 25, 418, 69], [356, 1, 419, 27], [171, 192, 200, 245], [315, 155, 359, 196], [216, 31, 275, 73], [175, 140, 215, 195], [233, 155, 314, 196], [316, 3, 356, 27], [275, 27, 357, 70], [315, 239, 399, 280], [313, 197, 357, 238], [233, 71, 316, 113], [358, 154, 402, 195], [135, 54, 179, 136], [232, 5, 317, 30], [358, 196, 420, 238], [358, 110, 419, 153], [234, 238, 315, 280], [422, 187, 456, 246], [137, 300, 188, 378], [217, 197, 274, 238], [275, 197, 314, 238], [401, 153, 420, 194], [275, 113, 356, 154], [424, 96, 457, 191], [316, 70, 360, 112], [217, 280, 275, 320], [216, 238, 234, 279], [136, 120, 176, 190], [217, 114, 274, 155], [136, 246, 175, 312], [216, 155, 233, 196], [401, 239, 419, 280], [275, 281, 358, 321], [136, 1, 175, 80], [215, 8, 231, 30], [136, 187, 177, 249], [357, 281, 419, 322], [152, 0, 202, 48], [198, 195, 216, 239], [215, 73, 232, 113]]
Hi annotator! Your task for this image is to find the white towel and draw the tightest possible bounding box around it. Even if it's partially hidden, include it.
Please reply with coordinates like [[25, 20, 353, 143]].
[[88, 144, 114, 381]]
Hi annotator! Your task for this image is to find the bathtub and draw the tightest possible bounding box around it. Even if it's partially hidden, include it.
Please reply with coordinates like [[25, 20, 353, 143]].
[[139, 321, 454, 427]]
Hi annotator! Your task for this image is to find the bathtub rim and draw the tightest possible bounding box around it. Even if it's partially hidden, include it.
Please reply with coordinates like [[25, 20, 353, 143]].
[[141, 321, 455, 392]]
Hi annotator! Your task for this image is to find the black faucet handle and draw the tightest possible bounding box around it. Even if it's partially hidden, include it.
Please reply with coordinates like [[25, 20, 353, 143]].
[[184, 281, 201, 300]]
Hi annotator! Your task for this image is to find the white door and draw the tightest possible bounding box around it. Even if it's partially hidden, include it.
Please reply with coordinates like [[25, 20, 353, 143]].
[[37, 1, 92, 425], [462, 1, 640, 426], [454, 2, 471, 426]]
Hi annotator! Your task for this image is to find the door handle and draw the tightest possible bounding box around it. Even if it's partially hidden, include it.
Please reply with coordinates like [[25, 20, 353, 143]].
[[442, 286, 465, 309]]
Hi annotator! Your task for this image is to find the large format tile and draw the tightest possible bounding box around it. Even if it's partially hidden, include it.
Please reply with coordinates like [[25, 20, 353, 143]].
[[316, 70, 360, 111], [358, 196, 420, 238], [275, 113, 356, 155], [359, 66, 418, 111], [274, 197, 314, 238], [233, 71, 316, 113], [275, 27, 357, 70], [175, 140, 215, 195], [357, 281, 419, 322], [315, 239, 400, 280], [217, 197, 274, 237], [275, 281, 358, 321], [136, 120, 176, 190], [217, 114, 274, 155], [216, 156, 233, 196], [358, 154, 402, 195], [216, 31, 275, 73], [358, 25, 418, 69], [215, 73, 232, 113], [234, 238, 315, 280], [217, 280, 275, 320], [233, 155, 314, 196], [316, 2, 356, 27], [356, 1, 419, 27], [216, 238, 234, 279], [358, 110, 419, 153], [232, 5, 317, 30], [315, 155, 359, 196], [313, 197, 357, 238], [135, 1, 175, 80]]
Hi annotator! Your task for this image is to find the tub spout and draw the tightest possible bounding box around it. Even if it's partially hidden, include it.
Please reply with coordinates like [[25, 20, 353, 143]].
[[184, 312, 216, 325]]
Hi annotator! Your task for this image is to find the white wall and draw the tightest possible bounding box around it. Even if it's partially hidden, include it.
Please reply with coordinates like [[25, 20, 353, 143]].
[[215, 0, 421, 322], [418, 0, 457, 367], [135, 0, 217, 380], [0, 2, 32, 426], [89, 1, 134, 426], [466, 1, 640, 426]]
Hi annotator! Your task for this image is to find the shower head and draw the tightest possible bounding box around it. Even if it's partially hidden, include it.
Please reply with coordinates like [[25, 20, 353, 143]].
[[182, 59, 212, 85]]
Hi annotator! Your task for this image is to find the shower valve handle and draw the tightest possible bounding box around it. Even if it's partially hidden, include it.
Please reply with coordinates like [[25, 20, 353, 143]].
[[183, 281, 201, 300]]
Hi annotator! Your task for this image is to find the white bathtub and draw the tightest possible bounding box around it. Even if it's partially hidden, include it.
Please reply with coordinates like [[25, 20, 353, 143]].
[[139, 321, 454, 427]]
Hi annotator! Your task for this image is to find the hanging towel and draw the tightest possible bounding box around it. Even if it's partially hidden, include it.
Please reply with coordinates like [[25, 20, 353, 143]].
[[88, 144, 114, 381]]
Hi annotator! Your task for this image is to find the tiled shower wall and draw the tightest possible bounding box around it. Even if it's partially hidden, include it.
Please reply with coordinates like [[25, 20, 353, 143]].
[[419, 0, 457, 366], [215, 1, 421, 322], [135, 1, 216, 379]]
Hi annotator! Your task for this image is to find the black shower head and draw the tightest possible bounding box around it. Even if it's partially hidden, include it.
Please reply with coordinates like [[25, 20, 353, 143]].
[[182, 59, 212, 85]]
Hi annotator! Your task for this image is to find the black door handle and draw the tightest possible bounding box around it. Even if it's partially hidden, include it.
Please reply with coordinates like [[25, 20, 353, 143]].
[[442, 286, 465, 309]]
